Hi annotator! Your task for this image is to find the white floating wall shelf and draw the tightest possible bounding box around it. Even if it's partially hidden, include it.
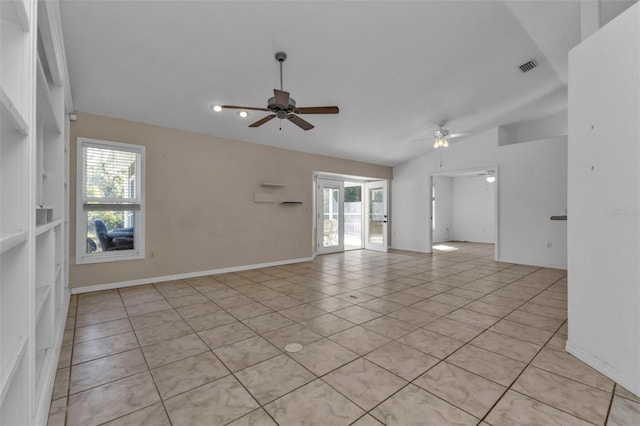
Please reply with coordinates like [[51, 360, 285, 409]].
[[254, 192, 276, 203]]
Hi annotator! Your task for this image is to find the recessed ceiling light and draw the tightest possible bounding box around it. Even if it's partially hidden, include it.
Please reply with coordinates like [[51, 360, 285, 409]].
[[238, 111, 248, 118], [211, 105, 222, 112]]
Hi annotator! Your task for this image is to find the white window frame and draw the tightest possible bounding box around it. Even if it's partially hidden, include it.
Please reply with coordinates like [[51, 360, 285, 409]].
[[76, 137, 145, 264]]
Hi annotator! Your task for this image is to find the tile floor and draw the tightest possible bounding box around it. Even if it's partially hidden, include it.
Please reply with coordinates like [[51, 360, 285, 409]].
[[48, 243, 640, 425]]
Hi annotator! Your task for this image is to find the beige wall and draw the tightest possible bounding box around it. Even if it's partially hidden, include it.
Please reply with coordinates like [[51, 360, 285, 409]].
[[70, 112, 392, 288]]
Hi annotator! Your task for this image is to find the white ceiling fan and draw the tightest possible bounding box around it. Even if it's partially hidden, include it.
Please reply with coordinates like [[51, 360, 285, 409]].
[[432, 121, 472, 148], [478, 170, 497, 182], [393, 120, 472, 149]]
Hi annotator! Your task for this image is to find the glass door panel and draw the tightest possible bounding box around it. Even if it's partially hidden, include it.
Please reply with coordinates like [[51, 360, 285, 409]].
[[364, 180, 388, 252], [344, 182, 363, 250], [317, 179, 344, 254], [323, 187, 340, 248]]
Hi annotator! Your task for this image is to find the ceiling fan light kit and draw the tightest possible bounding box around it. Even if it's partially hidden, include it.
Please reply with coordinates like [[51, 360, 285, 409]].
[[212, 52, 339, 131], [434, 137, 449, 148], [433, 121, 451, 148]]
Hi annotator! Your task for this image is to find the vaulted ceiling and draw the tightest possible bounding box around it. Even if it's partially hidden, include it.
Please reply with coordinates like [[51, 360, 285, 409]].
[[60, 0, 636, 166]]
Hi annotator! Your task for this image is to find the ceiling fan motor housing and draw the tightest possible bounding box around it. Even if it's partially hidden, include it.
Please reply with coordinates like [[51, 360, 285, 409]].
[[267, 96, 297, 115], [434, 128, 450, 138]]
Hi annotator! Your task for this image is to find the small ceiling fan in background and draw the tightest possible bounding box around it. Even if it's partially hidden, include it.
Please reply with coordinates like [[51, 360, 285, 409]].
[[211, 52, 339, 130], [479, 170, 496, 182], [394, 120, 472, 150]]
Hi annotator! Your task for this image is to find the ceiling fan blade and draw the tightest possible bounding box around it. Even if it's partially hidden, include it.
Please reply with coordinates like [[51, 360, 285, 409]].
[[447, 132, 473, 139], [248, 114, 276, 128], [220, 105, 270, 112], [274, 89, 290, 108], [295, 106, 340, 114], [287, 114, 314, 131]]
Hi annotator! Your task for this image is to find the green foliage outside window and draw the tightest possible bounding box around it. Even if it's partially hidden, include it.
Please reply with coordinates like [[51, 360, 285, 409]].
[[85, 152, 129, 232], [345, 186, 361, 203]]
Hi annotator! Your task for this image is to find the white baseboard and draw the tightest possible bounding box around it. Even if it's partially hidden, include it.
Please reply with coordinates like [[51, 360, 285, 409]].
[[71, 256, 316, 294], [496, 256, 567, 270], [566, 340, 640, 397], [388, 245, 432, 254]]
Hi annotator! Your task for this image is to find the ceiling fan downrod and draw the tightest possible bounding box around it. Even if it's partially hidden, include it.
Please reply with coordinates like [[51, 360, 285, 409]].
[[275, 51, 287, 91]]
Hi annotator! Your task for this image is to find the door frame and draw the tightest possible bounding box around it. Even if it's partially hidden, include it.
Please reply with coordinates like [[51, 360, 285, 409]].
[[314, 172, 389, 255], [427, 166, 499, 261]]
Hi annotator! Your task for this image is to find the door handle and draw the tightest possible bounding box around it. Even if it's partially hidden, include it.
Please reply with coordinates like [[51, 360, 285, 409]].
[[383, 221, 387, 223]]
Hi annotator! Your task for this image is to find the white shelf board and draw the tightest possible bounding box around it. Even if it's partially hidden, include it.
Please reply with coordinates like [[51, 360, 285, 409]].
[[35, 222, 54, 237], [35, 286, 52, 322], [0, 86, 29, 136], [0, 230, 27, 254], [0, 335, 27, 405], [36, 57, 61, 134], [34, 347, 55, 426], [0, 0, 30, 31], [254, 192, 276, 203], [34, 348, 50, 394]]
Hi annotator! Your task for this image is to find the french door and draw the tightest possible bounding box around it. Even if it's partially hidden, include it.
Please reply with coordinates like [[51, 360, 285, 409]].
[[317, 179, 344, 254], [364, 180, 388, 252]]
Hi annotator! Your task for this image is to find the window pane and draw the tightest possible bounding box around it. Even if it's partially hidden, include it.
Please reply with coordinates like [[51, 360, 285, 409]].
[[344, 186, 361, 202], [85, 211, 136, 254], [322, 187, 340, 248], [368, 188, 384, 244], [83, 146, 140, 201]]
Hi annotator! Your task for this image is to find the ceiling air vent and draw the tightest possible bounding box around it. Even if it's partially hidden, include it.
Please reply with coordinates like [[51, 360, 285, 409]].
[[519, 59, 538, 73]]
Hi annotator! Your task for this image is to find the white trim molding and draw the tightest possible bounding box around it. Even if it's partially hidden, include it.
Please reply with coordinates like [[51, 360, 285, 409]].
[[71, 255, 317, 294], [566, 340, 640, 397], [76, 137, 145, 264]]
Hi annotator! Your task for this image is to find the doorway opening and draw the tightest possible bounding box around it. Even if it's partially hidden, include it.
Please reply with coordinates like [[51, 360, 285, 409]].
[[429, 167, 499, 261], [315, 173, 388, 255], [344, 182, 363, 251]]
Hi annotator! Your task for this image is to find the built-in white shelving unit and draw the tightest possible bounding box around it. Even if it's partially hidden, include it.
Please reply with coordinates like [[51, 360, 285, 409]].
[[1, 1, 71, 424]]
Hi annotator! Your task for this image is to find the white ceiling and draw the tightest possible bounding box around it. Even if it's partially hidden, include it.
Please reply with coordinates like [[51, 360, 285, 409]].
[[60, 0, 635, 166]]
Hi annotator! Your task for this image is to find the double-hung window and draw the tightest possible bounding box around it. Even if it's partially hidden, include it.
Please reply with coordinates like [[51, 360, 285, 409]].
[[76, 137, 145, 263]]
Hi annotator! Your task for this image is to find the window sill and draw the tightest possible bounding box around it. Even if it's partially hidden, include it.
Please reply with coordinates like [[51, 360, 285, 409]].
[[76, 251, 145, 265]]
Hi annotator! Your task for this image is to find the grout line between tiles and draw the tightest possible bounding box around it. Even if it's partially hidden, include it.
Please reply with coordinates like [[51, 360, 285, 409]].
[[605, 384, 618, 423], [475, 318, 602, 426], [59, 245, 584, 426]]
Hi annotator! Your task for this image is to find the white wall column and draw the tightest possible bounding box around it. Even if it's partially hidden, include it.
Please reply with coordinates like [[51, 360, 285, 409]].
[[568, 2, 640, 396]]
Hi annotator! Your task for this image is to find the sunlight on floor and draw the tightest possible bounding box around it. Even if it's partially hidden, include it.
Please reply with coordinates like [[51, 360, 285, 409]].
[[432, 244, 459, 252]]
